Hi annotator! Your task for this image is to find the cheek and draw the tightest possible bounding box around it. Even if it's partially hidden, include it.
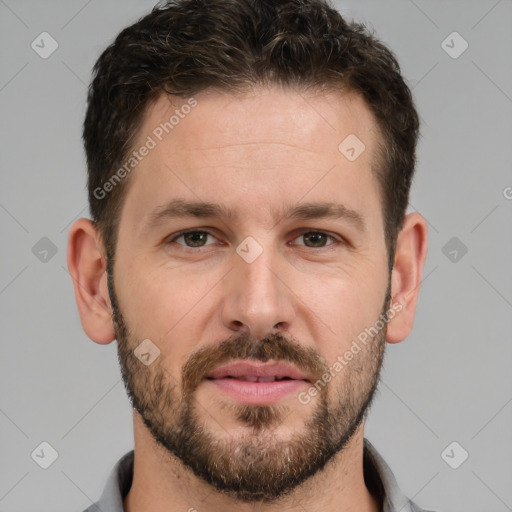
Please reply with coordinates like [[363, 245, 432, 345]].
[[118, 269, 188, 333], [114, 258, 219, 358], [302, 269, 387, 362]]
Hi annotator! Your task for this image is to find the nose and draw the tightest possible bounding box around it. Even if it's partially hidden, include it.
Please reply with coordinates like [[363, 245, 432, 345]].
[[220, 246, 296, 340]]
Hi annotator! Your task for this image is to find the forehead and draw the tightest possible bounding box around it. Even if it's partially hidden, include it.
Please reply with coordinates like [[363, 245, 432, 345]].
[[120, 85, 382, 228], [144, 85, 378, 157]]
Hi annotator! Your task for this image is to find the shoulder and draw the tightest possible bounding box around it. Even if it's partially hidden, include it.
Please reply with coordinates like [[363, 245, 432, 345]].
[[363, 439, 439, 512], [81, 450, 134, 512]]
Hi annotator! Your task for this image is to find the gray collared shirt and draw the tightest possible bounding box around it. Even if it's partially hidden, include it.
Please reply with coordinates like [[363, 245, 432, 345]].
[[83, 439, 437, 512]]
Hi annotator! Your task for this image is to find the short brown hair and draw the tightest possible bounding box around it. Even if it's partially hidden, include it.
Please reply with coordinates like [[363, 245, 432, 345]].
[[83, 0, 419, 269]]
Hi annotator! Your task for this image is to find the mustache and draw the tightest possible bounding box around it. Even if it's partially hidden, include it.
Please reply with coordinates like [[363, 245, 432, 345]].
[[181, 331, 328, 397]]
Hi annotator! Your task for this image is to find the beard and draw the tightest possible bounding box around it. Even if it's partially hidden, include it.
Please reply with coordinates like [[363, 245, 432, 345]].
[[107, 264, 389, 504]]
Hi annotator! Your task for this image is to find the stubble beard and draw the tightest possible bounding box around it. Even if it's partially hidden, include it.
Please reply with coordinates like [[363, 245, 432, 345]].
[[108, 265, 388, 503]]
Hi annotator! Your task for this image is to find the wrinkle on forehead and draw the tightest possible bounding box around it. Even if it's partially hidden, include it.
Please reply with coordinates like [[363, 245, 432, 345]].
[[135, 85, 378, 157]]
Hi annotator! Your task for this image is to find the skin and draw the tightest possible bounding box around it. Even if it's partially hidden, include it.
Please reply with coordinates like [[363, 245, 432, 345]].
[[68, 84, 428, 512]]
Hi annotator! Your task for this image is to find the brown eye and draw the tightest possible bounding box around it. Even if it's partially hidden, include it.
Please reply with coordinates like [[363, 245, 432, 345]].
[[171, 231, 214, 248], [295, 231, 336, 248]]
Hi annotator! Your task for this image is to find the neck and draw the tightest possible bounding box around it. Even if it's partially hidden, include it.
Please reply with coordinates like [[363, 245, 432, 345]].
[[123, 412, 380, 512]]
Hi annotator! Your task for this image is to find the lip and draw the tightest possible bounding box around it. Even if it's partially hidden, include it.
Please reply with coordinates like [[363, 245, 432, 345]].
[[203, 361, 311, 405], [205, 360, 311, 382], [205, 378, 309, 405]]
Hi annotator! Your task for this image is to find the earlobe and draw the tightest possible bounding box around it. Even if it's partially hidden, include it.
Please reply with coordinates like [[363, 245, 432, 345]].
[[386, 212, 428, 344], [67, 218, 116, 345]]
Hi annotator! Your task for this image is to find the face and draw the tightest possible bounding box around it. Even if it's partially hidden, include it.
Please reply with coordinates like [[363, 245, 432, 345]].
[[108, 86, 391, 502]]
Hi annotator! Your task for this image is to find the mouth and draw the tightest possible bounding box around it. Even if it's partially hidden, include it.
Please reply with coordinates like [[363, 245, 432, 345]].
[[203, 361, 312, 405], [206, 375, 299, 382], [204, 360, 312, 383]]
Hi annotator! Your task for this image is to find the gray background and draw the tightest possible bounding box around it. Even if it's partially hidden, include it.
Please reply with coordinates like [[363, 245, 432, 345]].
[[0, 0, 511, 511]]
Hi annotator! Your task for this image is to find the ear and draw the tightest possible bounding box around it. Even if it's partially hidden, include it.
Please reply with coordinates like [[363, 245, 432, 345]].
[[67, 218, 115, 345], [386, 212, 428, 344]]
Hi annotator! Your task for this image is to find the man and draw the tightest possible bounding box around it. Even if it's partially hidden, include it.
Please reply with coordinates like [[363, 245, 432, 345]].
[[68, 0, 432, 510]]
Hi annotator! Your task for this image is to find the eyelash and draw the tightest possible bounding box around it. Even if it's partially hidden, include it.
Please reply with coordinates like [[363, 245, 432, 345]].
[[166, 229, 343, 250]]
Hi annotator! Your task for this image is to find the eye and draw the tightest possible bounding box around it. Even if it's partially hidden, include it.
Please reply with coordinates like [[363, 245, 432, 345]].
[[166, 229, 342, 251], [169, 230, 217, 248], [292, 231, 338, 248]]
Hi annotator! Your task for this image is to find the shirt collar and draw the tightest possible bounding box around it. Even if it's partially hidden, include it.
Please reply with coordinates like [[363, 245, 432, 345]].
[[363, 438, 425, 512]]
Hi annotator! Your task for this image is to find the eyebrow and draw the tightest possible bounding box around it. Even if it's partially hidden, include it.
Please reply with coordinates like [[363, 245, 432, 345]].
[[146, 199, 366, 231]]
